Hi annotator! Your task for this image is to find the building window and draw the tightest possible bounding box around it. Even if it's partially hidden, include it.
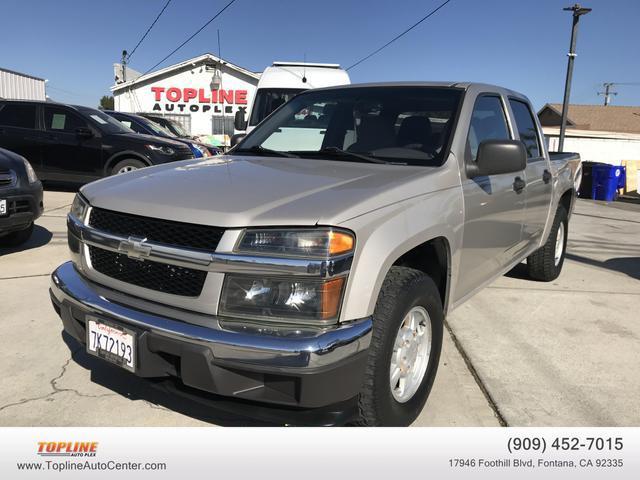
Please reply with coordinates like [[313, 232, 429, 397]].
[[212, 115, 235, 135]]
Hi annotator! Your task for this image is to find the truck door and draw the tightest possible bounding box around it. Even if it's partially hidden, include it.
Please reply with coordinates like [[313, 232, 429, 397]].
[[456, 95, 527, 301], [41, 105, 102, 182], [508, 98, 552, 245]]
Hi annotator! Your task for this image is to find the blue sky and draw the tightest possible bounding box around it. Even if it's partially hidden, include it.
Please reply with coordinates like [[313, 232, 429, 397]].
[[1, 0, 638, 110]]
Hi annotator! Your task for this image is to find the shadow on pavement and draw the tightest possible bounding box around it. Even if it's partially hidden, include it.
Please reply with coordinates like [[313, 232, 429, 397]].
[[43, 182, 80, 193], [61, 332, 354, 426], [0, 225, 53, 256], [565, 254, 640, 280], [61, 332, 273, 426], [504, 262, 534, 281]]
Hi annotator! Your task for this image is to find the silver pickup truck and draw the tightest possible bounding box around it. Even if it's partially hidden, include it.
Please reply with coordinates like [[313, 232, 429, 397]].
[[50, 82, 581, 426]]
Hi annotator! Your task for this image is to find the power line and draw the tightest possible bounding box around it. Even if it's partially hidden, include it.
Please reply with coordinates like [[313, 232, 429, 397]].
[[142, 0, 238, 76], [597, 82, 640, 106], [346, 0, 454, 71], [127, 0, 172, 61]]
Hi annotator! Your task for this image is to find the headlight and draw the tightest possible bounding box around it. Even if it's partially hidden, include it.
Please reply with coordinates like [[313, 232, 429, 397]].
[[219, 275, 345, 322], [146, 144, 175, 155], [222, 228, 354, 322], [236, 228, 354, 258], [22, 158, 38, 184], [70, 194, 89, 222]]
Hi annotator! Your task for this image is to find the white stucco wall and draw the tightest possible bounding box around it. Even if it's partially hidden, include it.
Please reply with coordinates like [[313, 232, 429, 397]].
[[113, 63, 258, 144], [543, 128, 640, 166]]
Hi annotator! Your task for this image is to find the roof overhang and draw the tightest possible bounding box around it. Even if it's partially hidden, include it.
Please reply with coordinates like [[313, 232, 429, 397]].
[[111, 53, 260, 93]]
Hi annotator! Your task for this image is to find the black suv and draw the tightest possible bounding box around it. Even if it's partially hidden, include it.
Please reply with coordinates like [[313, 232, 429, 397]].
[[0, 147, 43, 247], [0, 100, 194, 183]]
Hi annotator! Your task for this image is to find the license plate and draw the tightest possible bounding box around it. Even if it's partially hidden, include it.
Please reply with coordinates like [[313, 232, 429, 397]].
[[0, 199, 6, 216], [86, 316, 136, 372]]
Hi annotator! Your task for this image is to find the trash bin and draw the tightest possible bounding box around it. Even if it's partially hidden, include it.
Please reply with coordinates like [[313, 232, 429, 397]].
[[578, 161, 603, 199], [592, 164, 626, 202]]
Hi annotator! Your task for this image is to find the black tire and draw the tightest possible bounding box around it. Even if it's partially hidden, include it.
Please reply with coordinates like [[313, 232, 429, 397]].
[[355, 266, 444, 426], [527, 205, 568, 281], [0, 222, 34, 248], [111, 158, 147, 176]]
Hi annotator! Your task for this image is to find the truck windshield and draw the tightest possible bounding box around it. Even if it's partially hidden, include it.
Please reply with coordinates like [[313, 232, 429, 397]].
[[237, 86, 463, 166], [248, 88, 305, 127]]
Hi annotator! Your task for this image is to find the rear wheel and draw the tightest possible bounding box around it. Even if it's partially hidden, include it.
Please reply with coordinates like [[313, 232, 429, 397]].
[[0, 222, 34, 247], [527, 205, 568, 281], [111, 158, 146, 176], [355, 266, 443, 426]]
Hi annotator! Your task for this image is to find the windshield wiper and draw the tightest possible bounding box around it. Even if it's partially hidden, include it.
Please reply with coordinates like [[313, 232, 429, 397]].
[[234, 145, 299, 158], [292, 147, 391, 164]]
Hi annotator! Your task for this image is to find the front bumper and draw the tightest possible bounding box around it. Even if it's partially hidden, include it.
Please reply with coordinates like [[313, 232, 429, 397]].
[[50, 261, 372, 409], [0, 181, 43, 235]]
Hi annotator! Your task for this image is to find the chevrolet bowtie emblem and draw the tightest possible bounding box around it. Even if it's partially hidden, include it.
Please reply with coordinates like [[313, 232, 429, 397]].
[[118, 236, 152, 260]]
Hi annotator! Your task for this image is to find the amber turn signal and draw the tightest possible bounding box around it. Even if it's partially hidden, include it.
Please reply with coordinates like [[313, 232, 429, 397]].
[[320, 277, 346, 319], [328, 231, 354, 255]]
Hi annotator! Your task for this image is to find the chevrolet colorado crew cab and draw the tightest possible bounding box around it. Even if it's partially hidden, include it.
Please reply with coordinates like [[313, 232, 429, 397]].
[[50, 82, 581, 426]]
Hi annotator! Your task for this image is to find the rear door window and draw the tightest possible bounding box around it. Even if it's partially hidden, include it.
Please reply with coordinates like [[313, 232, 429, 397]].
[[44, 106, 86, 133], [467, 96, 510, 161], [0, 103, 37, 129], [509, 99, 541, 159]]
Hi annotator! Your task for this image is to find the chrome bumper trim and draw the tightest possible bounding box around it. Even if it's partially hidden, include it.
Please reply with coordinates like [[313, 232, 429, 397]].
[[68, 214, 352, 278], [51, 261, 372, 369]]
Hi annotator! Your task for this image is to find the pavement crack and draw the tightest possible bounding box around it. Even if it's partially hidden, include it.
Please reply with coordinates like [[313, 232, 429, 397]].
[[0, 348, 116, 414], [144, 400, 172, 412], [51, 347, 118, 399], [0, 273, 51, 281], [444, 319, 508, 427]]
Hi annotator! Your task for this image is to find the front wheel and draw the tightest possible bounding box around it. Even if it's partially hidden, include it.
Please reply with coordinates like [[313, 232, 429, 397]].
[[355, 266, 443, 426], [527, 205, 568, 281], [111, 158, 146, 176]]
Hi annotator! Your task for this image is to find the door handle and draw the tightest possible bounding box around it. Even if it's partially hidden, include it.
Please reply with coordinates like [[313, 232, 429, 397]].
[[513, 176, 526, 194], [543, 169, 552, 184]]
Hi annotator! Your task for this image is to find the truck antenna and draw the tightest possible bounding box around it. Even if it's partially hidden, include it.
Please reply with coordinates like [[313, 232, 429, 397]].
[[302, 53, 307, 83]]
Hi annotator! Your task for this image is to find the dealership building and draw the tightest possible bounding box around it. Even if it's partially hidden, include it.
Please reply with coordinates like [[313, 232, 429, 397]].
[[112, 53, 260, 145], [0, 67, 46, 101]]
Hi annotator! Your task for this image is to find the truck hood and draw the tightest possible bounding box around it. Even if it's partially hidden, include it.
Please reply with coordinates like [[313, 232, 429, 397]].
[[81, 155, 451, 227]]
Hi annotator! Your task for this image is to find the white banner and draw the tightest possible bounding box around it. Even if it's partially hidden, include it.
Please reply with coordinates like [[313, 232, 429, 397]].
[[1, 427, 637, 478]]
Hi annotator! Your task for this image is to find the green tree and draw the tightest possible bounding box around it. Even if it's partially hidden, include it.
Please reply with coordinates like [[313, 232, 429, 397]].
[[99, 95, 114, 110]]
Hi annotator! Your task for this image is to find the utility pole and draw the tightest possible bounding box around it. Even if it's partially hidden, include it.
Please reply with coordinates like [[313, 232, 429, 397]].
[[558, 4, 591, 152], [121, 50, 128, 83], [598, 82, 618, 106]]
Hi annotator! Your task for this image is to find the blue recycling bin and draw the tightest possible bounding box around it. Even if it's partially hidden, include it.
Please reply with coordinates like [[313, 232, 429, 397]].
[[591, 164, 626, 202]]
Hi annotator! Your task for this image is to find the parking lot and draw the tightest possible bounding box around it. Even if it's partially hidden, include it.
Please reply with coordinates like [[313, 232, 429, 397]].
[[0, 189, 638, 426]]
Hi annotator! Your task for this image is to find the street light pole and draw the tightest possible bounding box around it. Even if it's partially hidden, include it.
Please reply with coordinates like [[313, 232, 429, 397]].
[[558, 3, 591, 152]]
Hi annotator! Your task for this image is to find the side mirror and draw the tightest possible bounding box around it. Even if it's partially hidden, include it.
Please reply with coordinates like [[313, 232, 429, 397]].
[[234, 110, 247, 131], [468, 140, 526, 178], [76, 127, 94, 139], [230, 133, 246, 147]]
